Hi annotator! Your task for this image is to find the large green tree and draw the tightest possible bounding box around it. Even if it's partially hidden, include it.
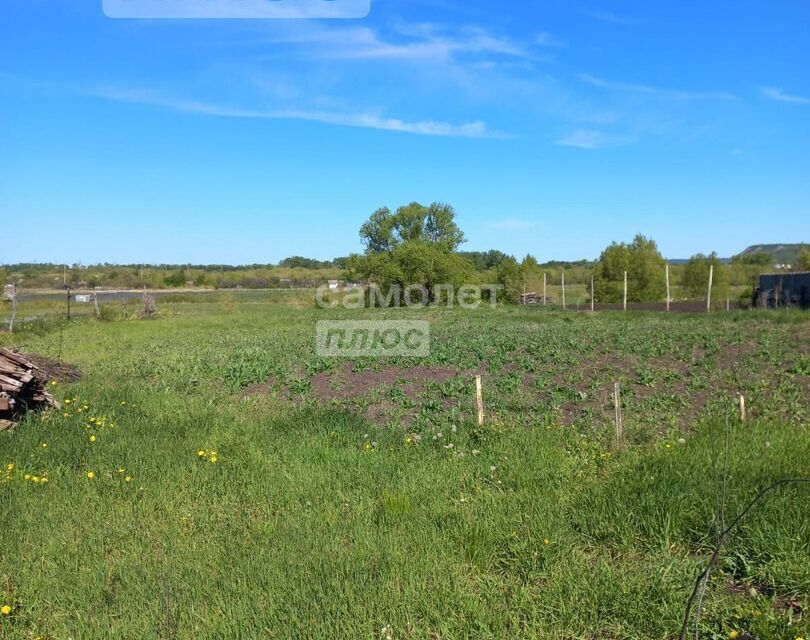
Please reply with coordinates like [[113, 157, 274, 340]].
[[682, 252, 728, 299], [350, 202, 472, 305], [359, 202, 466, 253], [593, 235, 666, 302]]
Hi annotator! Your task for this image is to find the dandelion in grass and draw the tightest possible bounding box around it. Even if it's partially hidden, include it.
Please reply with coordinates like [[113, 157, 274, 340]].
[[89, 435, 96, 443], [86, 471, 95, 479], [41, 442, 47, 448], [197, 449, 218, 463], [1, 604, 10, 615], [729, 632, 739, 639], [544, 538, 551, 545], [6, 464, 13, 471], [24, 474, 31, 480]]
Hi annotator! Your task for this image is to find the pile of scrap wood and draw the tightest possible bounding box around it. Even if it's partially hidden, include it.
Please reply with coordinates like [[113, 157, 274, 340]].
[[0, 348, 62, 430]]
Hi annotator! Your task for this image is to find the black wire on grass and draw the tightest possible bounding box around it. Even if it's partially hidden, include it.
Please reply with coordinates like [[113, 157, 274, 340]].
[[678, 477, 810, 640]]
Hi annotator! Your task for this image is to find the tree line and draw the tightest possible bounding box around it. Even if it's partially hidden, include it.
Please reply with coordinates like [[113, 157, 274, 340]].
[[4, 202, 808, 297]]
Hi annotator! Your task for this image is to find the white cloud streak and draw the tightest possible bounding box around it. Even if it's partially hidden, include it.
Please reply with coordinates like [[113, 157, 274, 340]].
[[579, 74, 736, 101], [581, 9, 641, 25], [760, 86, 810, 105], [93, 87, 503, 138], [535, 31, 566, 48], [259, 23, 541, 64], [554, 129, 634, 149]]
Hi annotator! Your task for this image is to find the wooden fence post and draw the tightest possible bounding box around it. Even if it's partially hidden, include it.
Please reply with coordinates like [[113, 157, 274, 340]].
[[543, 273, 547, 306], [8, 285, 16, 334], [665, 264, 671, 311], [623, 271, 628, 312], [590, 275, 595, 312], [613, 382, 624, 451], [561, 272, 566, 310], [738, 394, 746, 422], [66, 286, 71, 320], [707, 264, 714, 312], [475, 375, 484, 427], [93, 291, 101, 319]]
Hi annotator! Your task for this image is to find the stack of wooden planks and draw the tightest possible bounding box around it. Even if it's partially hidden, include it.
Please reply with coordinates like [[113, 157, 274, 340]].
[[0, 348, 60, 430]]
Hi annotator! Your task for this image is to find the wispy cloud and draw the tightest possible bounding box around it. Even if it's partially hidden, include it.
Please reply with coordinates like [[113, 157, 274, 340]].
[[581, 9, 642, 25], [554, 129, 634, 149], [93, 87, 504, 139], [535, 31, 566, 48], [490, 218, 538, 231], [760, 86, 810, 105], [579, 74, 736, 101], [262, 24, 533, 63]]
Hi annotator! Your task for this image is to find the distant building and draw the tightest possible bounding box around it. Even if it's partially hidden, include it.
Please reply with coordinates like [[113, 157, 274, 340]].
[[754, 271, 810, 309], [75, 294, 92, 303], [327, 280, 340, 290]]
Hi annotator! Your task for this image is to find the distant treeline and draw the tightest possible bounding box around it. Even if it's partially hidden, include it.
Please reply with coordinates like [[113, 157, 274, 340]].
[[0, 252, 596, 290], [2, 245, 806, 294]]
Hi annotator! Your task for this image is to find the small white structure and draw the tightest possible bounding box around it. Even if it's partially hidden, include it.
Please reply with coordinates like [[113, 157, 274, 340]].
[[75, 294, 92, 303], [327, 280, 340, 291], [2, 284, 15, 301]]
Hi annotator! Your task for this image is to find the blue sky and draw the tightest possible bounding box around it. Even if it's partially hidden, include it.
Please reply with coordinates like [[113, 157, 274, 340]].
[[1, 0, 809, 264]]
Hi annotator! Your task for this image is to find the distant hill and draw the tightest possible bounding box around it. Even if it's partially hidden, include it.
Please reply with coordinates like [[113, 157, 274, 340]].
[[736, 243, 808, 265]]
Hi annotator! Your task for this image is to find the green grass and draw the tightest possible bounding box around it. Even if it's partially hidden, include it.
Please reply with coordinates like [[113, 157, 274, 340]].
[[1, 302, 808, 639]]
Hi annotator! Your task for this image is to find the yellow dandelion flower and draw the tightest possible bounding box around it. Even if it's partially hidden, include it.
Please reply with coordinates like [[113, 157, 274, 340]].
[[86, 471, 95, 479], [89, 435, 97, 443], [32, 476, 40, 484], [729, 631, 739, 639], [125, 476, 132, 482], [64, 398, 71, 405], [120, 401, 126, 405], [544, 538, 551, 545], [41, 477, 49, 484], [117, 468, 125, 474], [209, 456, 218, 463], [41, 442, 48, 448], [24, 474, 31, 480], [6, 463, 13, 471], [197, 450, 206, 457], [1, 604, 11, 615], [50, 380, 57, 386]]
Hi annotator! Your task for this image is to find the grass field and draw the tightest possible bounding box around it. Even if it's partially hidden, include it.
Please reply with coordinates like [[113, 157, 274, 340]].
[[1, 299, 808, 639]]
